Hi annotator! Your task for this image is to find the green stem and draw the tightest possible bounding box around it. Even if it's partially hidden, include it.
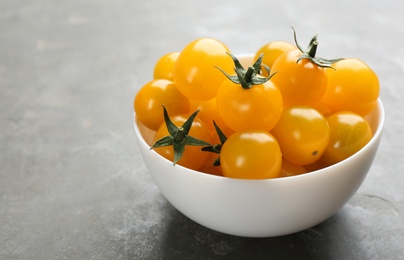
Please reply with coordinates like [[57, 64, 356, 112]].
[[308, 40, 318, 58], [174, 128, 184, 142]]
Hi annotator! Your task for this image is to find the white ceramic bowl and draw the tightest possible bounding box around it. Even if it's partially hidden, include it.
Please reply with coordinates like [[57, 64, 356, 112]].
[[133, 56, 384, 238]]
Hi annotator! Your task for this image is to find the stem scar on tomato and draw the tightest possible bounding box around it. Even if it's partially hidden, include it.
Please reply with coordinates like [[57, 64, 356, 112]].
[[150, 106, 211, 165], [291, 26, 343, 69], [201, 120, 228, 166]]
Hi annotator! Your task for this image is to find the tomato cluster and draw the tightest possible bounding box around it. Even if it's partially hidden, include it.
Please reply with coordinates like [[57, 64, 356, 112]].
[[134, 28, 379, 179]]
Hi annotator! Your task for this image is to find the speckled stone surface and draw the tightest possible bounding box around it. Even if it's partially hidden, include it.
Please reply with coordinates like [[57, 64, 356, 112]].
[[1, 0, 403, 259]]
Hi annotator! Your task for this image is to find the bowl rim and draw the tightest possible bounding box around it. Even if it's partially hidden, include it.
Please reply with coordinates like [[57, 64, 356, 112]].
[[134, 98, 384, 183]]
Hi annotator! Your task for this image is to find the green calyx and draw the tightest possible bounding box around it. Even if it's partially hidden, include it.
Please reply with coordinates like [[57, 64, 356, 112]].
[[201, 121, 228, 166], [151, 106, 210, 165], [216, 52, 276, 89], [292, 26, 343, 69]]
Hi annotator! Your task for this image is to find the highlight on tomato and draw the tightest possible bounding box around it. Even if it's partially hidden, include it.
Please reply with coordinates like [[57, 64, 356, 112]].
[[216, 53, 283, 132], [270, 27, 343, 108], [271, 106, 330, 166], [321, 58, 380, 117], [173, 38, 234, 101]]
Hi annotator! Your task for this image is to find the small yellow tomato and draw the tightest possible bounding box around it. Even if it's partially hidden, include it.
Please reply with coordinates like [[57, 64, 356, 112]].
[[153, 52, 180, 81], [174, 38, 233, 101], [216, 78, 283, 132], [134, 79, 190, 130], [271, 49, 328, 108], [271, 106, 330, 165], [221, 129, 282, 179], [322, 58, 380, 117], [322, 111, 373, 166]]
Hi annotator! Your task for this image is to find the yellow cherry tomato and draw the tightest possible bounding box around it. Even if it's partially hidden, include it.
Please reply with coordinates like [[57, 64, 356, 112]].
[[271, 49, 328, 108], [322, 111, 373, 166], [321, 58, 380, 117], [271, 106, 330, 165], [173, 38, 234, 101], [153, 52, 180, 81], [134, 79, 190, 130], [216, 77, 283, 132], [254, 41, 296, 70], [220, 129, 282, 179]]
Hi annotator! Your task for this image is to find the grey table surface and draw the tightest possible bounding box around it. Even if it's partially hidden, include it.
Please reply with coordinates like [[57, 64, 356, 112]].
[[1, 0, 404, 259]]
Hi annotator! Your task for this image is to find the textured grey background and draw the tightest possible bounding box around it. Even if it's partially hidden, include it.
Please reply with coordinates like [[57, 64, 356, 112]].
[[1, 0, 403, 259]]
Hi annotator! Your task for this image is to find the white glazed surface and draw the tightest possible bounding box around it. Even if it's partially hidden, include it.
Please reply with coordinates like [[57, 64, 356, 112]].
[[133, 55, 385, 237]]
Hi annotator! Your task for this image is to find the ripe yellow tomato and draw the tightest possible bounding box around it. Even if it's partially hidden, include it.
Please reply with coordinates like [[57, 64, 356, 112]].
[[322, 111, 373, 166], [152, 114, 212, 171], [254, 41, 296, 70], [216, 77, 283, 132], [321, 58, 380, 117], [271, 106, 330, 165], [153, 52, 180, 81], [220, 129, 282, 179], [134, 79, 190, 130], [271, 49, 327, 108], [173, 38, 234, 101]]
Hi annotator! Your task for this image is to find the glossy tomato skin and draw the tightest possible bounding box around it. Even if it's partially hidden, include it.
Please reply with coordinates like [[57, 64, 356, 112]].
[[216, 79, 283, 132], [254, 41, 296, 70], [271, 106, 330, 166], [173, 38, 234, 101], [152, 114, 212, 171], [321, 58, 379, 117], [271, 49, 327, 108], [153, 52, 180, 81], [134, 79, 190, 130], [322, 111, 373, 166], [220, 129, 282, 179]]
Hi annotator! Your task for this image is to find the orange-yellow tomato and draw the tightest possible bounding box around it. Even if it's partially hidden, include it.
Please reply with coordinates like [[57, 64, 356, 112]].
[[134, 79, 190, 130], [220, 129, 282, 179], [271, 106, 330, 165], [271, 49, 327, 108], [254, 41, 296, 70], [174, 38, 234, 101], [153, 52, 180, 81], [216, 77, 283, 132], [152, 114, 212, 170], [322, 111, 373, 166], [322, 58, 379, 117]]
